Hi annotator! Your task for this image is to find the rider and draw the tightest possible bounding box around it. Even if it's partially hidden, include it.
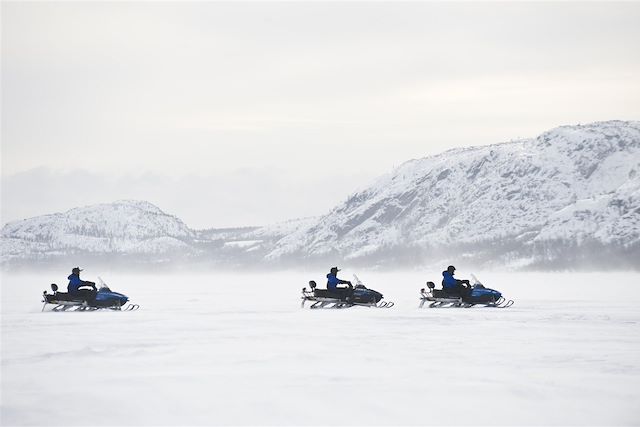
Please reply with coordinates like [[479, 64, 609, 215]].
[[442, 265, 471, 298], [67, 267, 97, 301], [326, 266, 353, 299]]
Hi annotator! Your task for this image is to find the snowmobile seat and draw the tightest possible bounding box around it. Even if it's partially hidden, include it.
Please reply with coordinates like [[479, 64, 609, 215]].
[[44, 284, 80, 303], [313, 289, 344, 299], [433, 289, 454, 298], [44, 292, 84, 303]]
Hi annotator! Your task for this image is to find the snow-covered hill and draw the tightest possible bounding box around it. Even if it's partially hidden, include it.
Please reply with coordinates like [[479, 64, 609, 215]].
[[1, 200, 195, 264], [2, 121, 639, 270], [266, 120, 640, 269], [0, 200, 317, 268]]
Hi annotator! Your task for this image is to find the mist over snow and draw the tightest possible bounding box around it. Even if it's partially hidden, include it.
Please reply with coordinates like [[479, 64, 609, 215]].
[[2, 120, 639, 271]]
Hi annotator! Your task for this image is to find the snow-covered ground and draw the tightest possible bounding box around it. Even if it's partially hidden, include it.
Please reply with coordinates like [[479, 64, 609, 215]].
[[2, 271, 640, 426]]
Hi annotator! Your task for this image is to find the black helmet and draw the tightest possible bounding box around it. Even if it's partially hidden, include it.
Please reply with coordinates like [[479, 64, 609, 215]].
[[447, 265, 456, 273], [330, 266, 340, 274], [72, 267, 83, 274]]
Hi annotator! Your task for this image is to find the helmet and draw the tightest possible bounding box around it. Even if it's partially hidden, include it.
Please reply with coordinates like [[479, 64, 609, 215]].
[[330, 266, 340, 274], [71, 267, 83, 274], [447, 265, 456, 273]]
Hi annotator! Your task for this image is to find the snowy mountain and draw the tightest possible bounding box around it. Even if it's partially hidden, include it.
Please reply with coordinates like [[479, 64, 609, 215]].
[[2, 120, 639, 270], [266, 120, 640, 269], [1, 200, 196, 265], [0, 199, 316, 268]]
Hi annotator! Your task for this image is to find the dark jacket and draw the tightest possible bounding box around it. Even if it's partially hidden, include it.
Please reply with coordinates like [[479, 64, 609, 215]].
[[68, 274, 95, 293], [67, 274, 84, 293], [327, 273, 350, 291], [442, 271, 464, 289]]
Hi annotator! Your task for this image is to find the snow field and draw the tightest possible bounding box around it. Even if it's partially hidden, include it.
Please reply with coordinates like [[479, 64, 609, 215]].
[[2, 271, 640, 426]]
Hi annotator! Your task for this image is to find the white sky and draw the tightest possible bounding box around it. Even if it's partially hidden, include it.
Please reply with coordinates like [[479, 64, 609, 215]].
[[2, 2, 640, 228]]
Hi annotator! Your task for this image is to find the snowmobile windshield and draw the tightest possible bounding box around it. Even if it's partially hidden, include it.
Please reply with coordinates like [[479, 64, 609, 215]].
[[97, 277, 111, 292]]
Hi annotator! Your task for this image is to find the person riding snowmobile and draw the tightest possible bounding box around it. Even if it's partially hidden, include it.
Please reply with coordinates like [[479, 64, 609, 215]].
[[67, 267, 97, 302], [442, 265, 471, 298], [327, 267, 353, 299]]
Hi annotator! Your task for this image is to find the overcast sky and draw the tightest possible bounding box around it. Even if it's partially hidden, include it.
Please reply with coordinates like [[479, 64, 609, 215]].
[[2, 2, 640, 228]]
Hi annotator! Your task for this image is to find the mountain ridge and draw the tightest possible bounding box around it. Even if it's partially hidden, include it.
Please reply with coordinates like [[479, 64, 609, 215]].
[[2, 120, 639, 270], [264, 120, 640, 269]]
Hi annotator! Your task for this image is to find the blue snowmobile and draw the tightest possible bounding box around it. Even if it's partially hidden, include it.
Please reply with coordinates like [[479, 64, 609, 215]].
[[302, 274, 394, 309], [419, 274, 514, 308], [42, 278, 139, 311]]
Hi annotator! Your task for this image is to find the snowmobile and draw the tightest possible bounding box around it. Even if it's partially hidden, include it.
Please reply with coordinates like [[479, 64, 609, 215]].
[[42, 278, 139, 312], [419, 274, 513, 308], [301, 274, 394, 309]]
